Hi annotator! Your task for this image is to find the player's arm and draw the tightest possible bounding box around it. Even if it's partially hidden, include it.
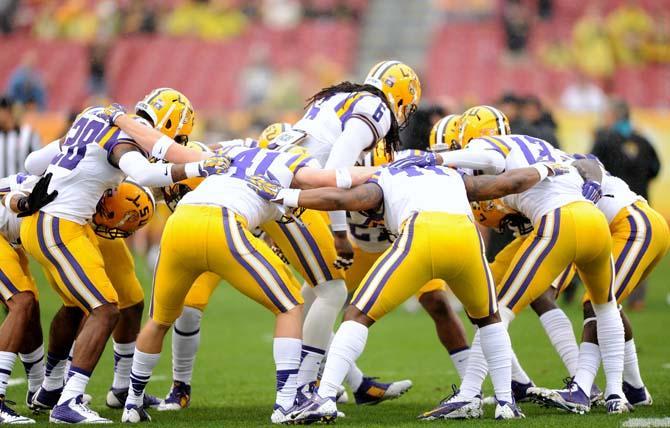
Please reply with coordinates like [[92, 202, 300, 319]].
[[24, 138, 63, 175], [110, 143, 228, 187], [2, 173, 58, 217], [434, 149, 506, 174], [463, 164, 558, 201], [113, 114, 209, 162], [291, 165, 379, 190], [293, 183, 383, 212]]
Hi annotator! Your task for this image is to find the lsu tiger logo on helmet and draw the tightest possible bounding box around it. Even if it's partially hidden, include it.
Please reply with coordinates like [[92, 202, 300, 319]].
[[470, 199, 532, 235], [429, 114, 461, 152], [161, 141, 210, 211], [364, 60, 421, 128], [135, 88, 195, 144], [359, 139, 393, 167], [258, 122, 292, 149], [459, 105, 510, 148], [93, 181, 155, 239]]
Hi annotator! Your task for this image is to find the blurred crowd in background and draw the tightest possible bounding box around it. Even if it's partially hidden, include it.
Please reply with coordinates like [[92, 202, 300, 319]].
[[0, 0, 667, 309]]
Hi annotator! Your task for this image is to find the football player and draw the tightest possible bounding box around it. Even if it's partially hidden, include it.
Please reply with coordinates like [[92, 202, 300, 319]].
[[529, 154, 669, 412], [433, 105, 629, 415], [0, 173, 57, 423], [261, 61, 422, 396], [117, 143, 379, 424], [247, 155, 568, 422], [19, 89, 229, 423]]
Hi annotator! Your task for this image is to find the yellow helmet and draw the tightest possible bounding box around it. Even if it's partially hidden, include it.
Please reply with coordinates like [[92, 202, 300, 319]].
[[364, 60, 421, 128], [161, 141, 209, 211], [429, 114, 461, 152], [92, 181, 155, 239], [258, 122, 292, 149], [135, 88, 195, 143], [459, 105, 510, 148], [360, 139, 393, 167], [470, 199, 533, 235]]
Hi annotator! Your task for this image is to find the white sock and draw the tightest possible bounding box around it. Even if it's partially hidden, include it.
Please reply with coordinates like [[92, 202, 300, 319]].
[[449, 347, 470, 381], [0, 351, 17, 396], [540, 308, 579, 376], [623, 339, 644, 389], [172, 307, 202, 384], [510, 351, 531, 384], [59, 366, 91, 404], [274, 337, 302, 411], [64, 343, 74, 382], [20, 345, 44, 393], [593, 302, 625, 398], [43, 351, 68, 391], [318, 321, 368, 398], [479, 323, 513, 402], [344, 362, 364, 391], [296, 345, 326, 388], [299, 280, 347, 386], [458, 329, 487, 399], [127, 350, 160, 406], [573, 341, 600, 395], [112, 341, 135, 390]]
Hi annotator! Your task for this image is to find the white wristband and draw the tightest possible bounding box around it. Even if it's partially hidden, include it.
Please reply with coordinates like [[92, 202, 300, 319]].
[[278, 188, 301, 208], [531, 164, 549, 182], [335, 168, 353, 189], [151, 135, 175, 160], [184, 162, 200, 178], [4, 191, 23, 211]]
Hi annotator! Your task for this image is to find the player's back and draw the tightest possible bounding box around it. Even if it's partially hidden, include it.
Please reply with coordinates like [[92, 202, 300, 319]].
[[371, 165, 473, 233], [42, 107, 146, 224], [293, 91, 391, 165], [469, 134, 585, 224], [180, 145, 318, 229]]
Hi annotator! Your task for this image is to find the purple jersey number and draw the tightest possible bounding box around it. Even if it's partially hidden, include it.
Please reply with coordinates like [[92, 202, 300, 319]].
[[53, 116, 109, 170], [230, 148, 280, 179]]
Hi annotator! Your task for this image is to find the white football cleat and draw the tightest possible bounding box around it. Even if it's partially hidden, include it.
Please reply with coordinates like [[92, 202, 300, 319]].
[[0, 398, 35, 424], [49, 395, 112, 424], [121, 404, 152, 423]]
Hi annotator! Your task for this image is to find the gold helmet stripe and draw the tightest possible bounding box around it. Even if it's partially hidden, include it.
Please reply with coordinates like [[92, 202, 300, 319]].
[[483, 105, 507, 135], [436, 114, 456, 146], [371, 60, 401, 80], [145, 87, 170, 105]]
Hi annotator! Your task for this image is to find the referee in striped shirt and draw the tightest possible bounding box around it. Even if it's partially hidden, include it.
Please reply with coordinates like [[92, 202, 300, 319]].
[[0, 95, 41, 177]]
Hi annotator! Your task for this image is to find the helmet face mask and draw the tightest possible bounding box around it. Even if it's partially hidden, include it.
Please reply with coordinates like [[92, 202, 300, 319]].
[[258, 122, 292, 149], [93, 182, 155, 239], [430, 114, 462, 152]]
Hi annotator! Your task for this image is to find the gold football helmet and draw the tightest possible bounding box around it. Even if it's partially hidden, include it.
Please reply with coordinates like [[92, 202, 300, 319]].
[[470, 199, 532, 235], [429, 114, 461, 152], [459, 105, 510, 148], [93, 181, 155, 239], [364, 60, 421, 128], [135, 88, 195, 143], [258, 122, 292, 149], [161, 141, 209, 211], [360, 139, 393, 167]]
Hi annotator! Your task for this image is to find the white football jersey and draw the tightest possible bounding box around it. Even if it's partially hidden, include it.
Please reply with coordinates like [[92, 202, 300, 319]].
[[598, 173, 643, 223], [41, 107, 149, 224], [466, 134, 585, 224], [369, 165, 473, 234], [180, 146, 319, 229], [292, 91, 392, 166], [0, 173, 39, 245]]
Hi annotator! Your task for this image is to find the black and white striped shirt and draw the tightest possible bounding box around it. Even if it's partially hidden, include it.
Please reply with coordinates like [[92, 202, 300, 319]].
[[0, 125, 41, 177]]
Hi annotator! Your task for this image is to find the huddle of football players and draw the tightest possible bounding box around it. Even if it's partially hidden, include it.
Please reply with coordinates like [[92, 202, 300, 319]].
[[0, 58, 666, 426]]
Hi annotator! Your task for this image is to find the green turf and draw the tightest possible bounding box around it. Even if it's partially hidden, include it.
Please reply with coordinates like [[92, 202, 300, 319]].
[[4, 254, 670, 426]]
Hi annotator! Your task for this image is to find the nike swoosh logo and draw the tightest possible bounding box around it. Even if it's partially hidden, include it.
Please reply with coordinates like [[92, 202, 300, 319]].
[[164, 168, 169, 176]]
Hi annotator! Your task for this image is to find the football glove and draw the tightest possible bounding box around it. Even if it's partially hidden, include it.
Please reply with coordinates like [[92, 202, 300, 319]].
[[246, 174, 284, 202], [541, 162, 572, 176], [387, 153, 438, 171], [97, 103, 126, 126], [582, 180, 603, 204], [197, 153, 232, 177], [17, 173, 58, 218], [271, 244, 290, 264]]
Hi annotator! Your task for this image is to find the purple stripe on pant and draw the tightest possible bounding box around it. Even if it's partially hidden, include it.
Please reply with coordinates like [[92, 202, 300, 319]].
[[36, 212, 91, 312], [0, 268, 20, 297], [278, 222, 318, 285], [615, 204, 652, 300], [293, 221, 333, 283], [221, 209, 286, 312], [52, 217, 110, 306], [361, 215, 417, 314], [507, 209, 561, 309]]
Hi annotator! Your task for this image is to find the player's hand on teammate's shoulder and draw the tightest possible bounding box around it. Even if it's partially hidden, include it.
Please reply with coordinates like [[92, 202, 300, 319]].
[[197, 151, 233, 177], [387, 152, 438, 171], [97, 103, 127, 126], [16, 172, 59, 218], [246, 174, 284, 202]]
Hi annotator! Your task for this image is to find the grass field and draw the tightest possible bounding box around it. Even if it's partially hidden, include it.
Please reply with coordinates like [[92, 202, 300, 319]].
[[4, 254, 670, 427]]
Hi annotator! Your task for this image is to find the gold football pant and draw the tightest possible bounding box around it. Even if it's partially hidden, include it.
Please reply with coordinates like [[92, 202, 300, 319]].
[[0, 235, 38, 303], [351, 212, 497, 321]]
